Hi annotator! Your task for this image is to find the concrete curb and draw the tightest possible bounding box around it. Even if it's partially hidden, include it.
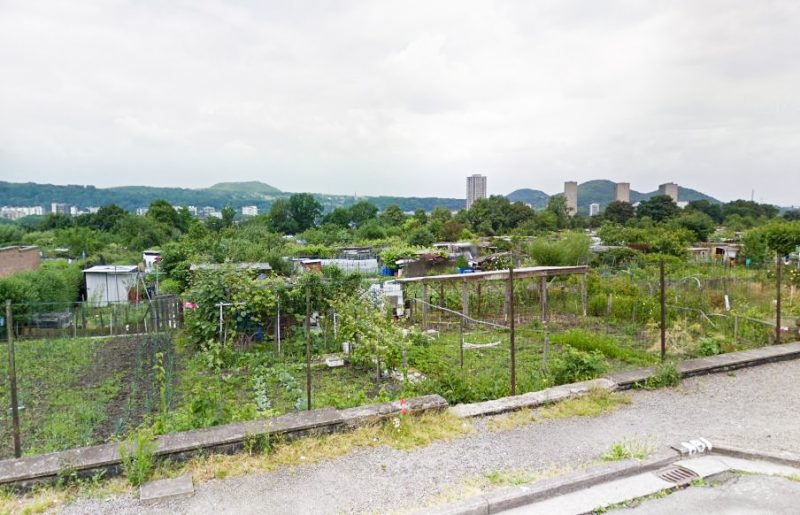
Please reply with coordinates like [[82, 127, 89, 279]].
[[415, 449, 682, 515], [422, 442, 800, 515], [711, 443, 800, 468], [0, 395, 447, 488]]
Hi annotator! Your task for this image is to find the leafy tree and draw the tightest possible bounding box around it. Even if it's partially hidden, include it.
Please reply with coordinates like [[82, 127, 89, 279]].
[[267, 198, 296, 233], [685, 199, 723, 224], [288, 193, 323, 232], [439, 220, 466, 241], [636, 195, 679, 222], [413, 208, 428, 226], [761, 221, 800, 255], [546, 194, 570, 229], [723, 199, 779, 221], [407, 227, 435, 246], [355, 220, 386, 240], [782, 209, 800, 221], [79, 204, 126, 231], [347, 201, 378, 228], [55, 227, 105, 257], [671, 211, 716, 242], [39, 213, 74, 230], [0, 225, 25, 245], [379, 204, 406, 227], [147, 199, 181, 229], [323, 207, 352, 229], [604, 201, 635, 224], [221, 205, 236, 229]]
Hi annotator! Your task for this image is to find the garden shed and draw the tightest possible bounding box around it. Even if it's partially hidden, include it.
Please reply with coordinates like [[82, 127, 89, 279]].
[[83, 265, 140, 306]]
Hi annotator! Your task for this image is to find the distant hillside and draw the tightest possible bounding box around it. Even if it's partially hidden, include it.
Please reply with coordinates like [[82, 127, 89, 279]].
[[0, 179, 723, 216], [208, 181, 281, 196], [506, 189, 549, 209]]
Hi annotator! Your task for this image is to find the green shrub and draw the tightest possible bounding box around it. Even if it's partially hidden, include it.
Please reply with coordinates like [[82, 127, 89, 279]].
[[119, 429, 156, 486], [696, 337, 722, 357], [550, 346, 609, 385], [644, 361, 681, 389]]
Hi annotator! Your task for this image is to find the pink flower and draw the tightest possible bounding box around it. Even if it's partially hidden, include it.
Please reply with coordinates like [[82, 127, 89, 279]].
[[400, 408, 408, 415]]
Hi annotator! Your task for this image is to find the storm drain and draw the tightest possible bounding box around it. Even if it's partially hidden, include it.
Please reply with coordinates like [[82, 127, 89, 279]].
[[654, 465, 700, 485]]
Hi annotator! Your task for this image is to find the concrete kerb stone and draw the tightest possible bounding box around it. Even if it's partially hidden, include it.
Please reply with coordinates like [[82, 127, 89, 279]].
[[139, 474, 194, 505], [417, 448, 682, 515], [711, 443, 800, 469], [448, 378, 616, 419]]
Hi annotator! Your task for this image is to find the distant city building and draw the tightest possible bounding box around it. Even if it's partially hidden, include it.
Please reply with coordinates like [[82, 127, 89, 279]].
[[136, 207, 149, 216], [241, 205, 258, 216], [186, 206, 198, 216], [51, 203, 70, 215], [589, 203, 600, 217], [564, 181, 578, 217], [466, 174, 487, 209], [614, 182, 630, 203], [659, 182, 679, 202], [0, 206, 44, 219], [69, 206, 79, 216], [87, 207, 100, 214]]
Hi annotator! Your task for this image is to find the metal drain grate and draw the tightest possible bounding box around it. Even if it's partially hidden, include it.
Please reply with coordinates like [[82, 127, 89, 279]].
[[655, 465, 700, 485]]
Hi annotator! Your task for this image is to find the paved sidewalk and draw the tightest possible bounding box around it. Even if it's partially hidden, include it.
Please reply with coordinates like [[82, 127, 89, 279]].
[[62, 359, 800, 514]]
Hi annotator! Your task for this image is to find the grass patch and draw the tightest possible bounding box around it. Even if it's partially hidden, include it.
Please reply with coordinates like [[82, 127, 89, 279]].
[[601, 439, 654, 461], [485, 409, 536, 433], [179, 410, 473, 482], [538, 389, 632, 420], [483, 468, 538, 486], [552, 329, 657, 366]]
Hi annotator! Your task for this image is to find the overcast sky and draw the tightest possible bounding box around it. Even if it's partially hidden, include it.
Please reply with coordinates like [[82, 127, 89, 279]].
[[1, 1, 799, 204]]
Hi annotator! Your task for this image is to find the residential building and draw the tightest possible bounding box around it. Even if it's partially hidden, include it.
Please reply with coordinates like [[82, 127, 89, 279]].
[[589, 203, 600, 217], [51, 203, 70, 215], [564, 181, 578, 217], [614, 183, 630, 203], [242, 205, 258, 216], [136, 207, 149, 216], [0, 246, 40, 278], [659, 182, 679, 202], [0, 206, 44, 219], [466, 174, 487, 209]]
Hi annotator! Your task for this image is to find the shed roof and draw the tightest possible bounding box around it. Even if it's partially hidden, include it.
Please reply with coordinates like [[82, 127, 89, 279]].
[[83, 265, 139, 274]]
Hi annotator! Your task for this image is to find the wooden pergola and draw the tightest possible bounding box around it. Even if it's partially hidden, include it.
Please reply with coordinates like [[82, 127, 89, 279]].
[[396, 265, 589, 396], [396, 265, 589, 328]]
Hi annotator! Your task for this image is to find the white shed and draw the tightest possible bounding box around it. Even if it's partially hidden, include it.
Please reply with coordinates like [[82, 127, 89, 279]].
[[83, 265, 140, 306]]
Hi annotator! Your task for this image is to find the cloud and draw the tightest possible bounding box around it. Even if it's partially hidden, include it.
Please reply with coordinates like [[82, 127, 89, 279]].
[[0, 0, 799, 205]]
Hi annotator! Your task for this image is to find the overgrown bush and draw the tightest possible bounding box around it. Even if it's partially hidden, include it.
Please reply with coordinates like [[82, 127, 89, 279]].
[[644, 361, 681, 389], [550, 346, 609, 385], [119, 429, 156, 486]]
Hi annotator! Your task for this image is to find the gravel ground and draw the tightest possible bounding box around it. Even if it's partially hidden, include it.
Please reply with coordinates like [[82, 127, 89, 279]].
[[62, 360, 800, 514]]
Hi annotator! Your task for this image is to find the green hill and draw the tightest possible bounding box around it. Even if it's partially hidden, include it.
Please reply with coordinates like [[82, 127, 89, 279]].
[[207, 181, 281, 195], [506, 188, 550, 209]]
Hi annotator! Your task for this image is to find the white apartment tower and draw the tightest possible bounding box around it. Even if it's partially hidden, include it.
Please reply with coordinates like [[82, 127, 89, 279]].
[[589, 203, 600, 217], [466, 174, 487, 209]]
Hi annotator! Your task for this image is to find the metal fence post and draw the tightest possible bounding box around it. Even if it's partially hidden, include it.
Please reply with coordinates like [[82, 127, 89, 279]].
[[305, 283, 312, 411], [6, 300, 22, 458], [660, 260, 666, 360], [776, 252, 782, 345], [508, 264, 516, 396]]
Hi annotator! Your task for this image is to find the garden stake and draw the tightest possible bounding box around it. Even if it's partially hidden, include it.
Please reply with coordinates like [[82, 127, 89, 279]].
[[6, 300, 22, 458]]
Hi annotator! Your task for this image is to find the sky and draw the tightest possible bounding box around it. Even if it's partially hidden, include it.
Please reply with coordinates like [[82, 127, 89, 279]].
[[1, 0, 799, 205]]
